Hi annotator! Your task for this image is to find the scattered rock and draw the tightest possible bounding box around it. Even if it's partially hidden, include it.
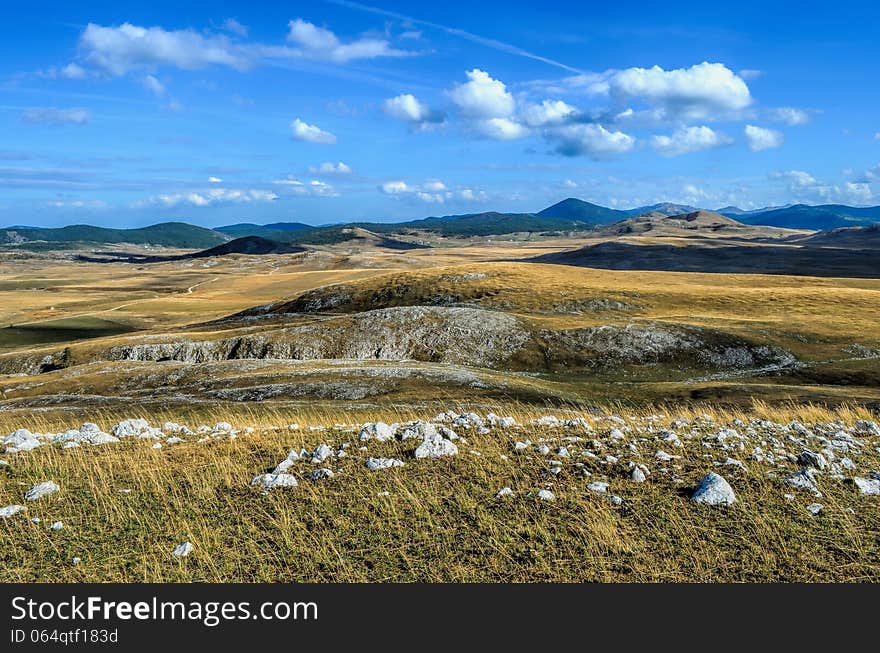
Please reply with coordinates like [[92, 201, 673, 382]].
[[49, 521, 63, 531], [366, 457, 405, 470], [359, 422, 395, 442], [853, 477, 880, 495], [798, 449, 827, 470], [310, 444, 334, 464], [691, 472, 736, 505], [172, 542, 193, 557], [855, 420, 880, 436], [24, 481, 59, 501], [251, 473, 298, 491], [537, 489, 555, 501], [785, 468, 823, 497], [496, 487, 513, 498], [806, 503, 824, 516], [414, 434, 459, 459], [587, 481, 609, 493], [0, 505, 26, 518], [310, 468, 334, 481]]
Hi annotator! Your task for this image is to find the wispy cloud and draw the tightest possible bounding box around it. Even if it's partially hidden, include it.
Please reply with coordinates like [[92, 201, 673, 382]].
[[21, 107, 91, 125]]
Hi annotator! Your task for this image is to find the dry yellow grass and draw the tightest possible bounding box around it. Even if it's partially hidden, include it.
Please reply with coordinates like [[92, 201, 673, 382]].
[[1, 402, 878, 582]]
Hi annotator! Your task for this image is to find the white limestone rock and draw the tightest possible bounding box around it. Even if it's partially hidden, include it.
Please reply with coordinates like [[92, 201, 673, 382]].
[[24, 481, 59, 501], [172, 542, 193, 557], [691, 472, 736, 506], [359, 422, 395, 442], [414, 434, 459, 459], [785, 468, 823, 497], [0, 505, 26, 518], [366, 457, 405, 470], [853, 477, 880, 495], [251, 473, 298, 491]]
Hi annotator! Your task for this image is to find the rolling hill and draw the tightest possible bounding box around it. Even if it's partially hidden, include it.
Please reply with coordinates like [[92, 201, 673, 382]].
[[368, 211, 594, 236], [790, 224, 880, 249], [215, 222, 314, 240], [738, 204, 880, 230], [625, 202, 699, 217], [527, 240, 880, 278], [0, 222, 228, 248], [536, 198, 630, 224]]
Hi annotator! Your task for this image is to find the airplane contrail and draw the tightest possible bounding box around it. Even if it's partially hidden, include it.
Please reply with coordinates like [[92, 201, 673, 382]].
[[325, 0, 585, 74]]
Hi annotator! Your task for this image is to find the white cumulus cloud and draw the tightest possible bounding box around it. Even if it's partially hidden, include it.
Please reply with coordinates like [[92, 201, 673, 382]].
[[272, 177, 338, 197], [476, 117, 529, 140], [449, 69, 516, 119], [383, 93, 445, 128], [604, 62, 752, 122], [285, 19, 413, 63], [308, 161, 352, 175], [79, 23, 248, 76], [142, 188, 278, 208], [520, 99, 578, 127], [291, 118, 337, 145], [547, 123, 635, 158], [769, 107, 810, 125], [651, 125, 733, 157], [744, 124, 783, 151]]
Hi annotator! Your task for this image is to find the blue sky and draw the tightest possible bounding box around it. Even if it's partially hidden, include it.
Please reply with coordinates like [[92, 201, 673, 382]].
[[1, 0, 878, 228]]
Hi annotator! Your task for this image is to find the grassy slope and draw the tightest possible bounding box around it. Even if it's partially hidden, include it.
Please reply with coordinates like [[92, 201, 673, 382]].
[[0, 403, 877, 582]]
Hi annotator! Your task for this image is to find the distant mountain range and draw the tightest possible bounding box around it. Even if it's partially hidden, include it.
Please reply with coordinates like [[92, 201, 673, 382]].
[[3, 199, 879, 249], [0, 222, 227, 249]]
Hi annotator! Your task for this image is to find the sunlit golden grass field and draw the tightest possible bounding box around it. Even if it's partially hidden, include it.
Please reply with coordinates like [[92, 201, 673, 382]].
[[1, 402, 878, 582]]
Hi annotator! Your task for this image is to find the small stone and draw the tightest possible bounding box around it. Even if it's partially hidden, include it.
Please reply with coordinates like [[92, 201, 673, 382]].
[[806, 503, 824, 516], [414, 435, 458, 459], [309, 468, 334, 481], [49, 521, 63, 530], [366, 457, 405, 470], [172, 542, 193, 557], [251, 473, 298, 491], [72, 557, 81, 565], [785, 468, 823, 497], [310, 444, 334, 464], [853, 477, 880, 495], [0, 505, 27, 519], [24, 481, 59, 501], [631, 467, 647, 483], [798, 449, 827, 470], [496, 487, 513, 498], [587, 481, 609, 494], [609, 495, 623, 506], [537, 489, 555, 501], [359, 422, 395, 442], [691, 472, 736, 506]]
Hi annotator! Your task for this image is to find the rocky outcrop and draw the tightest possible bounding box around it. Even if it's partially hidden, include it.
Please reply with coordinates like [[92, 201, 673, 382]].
[[107, 306, 533, 369], [539, 323, 792, 369]]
